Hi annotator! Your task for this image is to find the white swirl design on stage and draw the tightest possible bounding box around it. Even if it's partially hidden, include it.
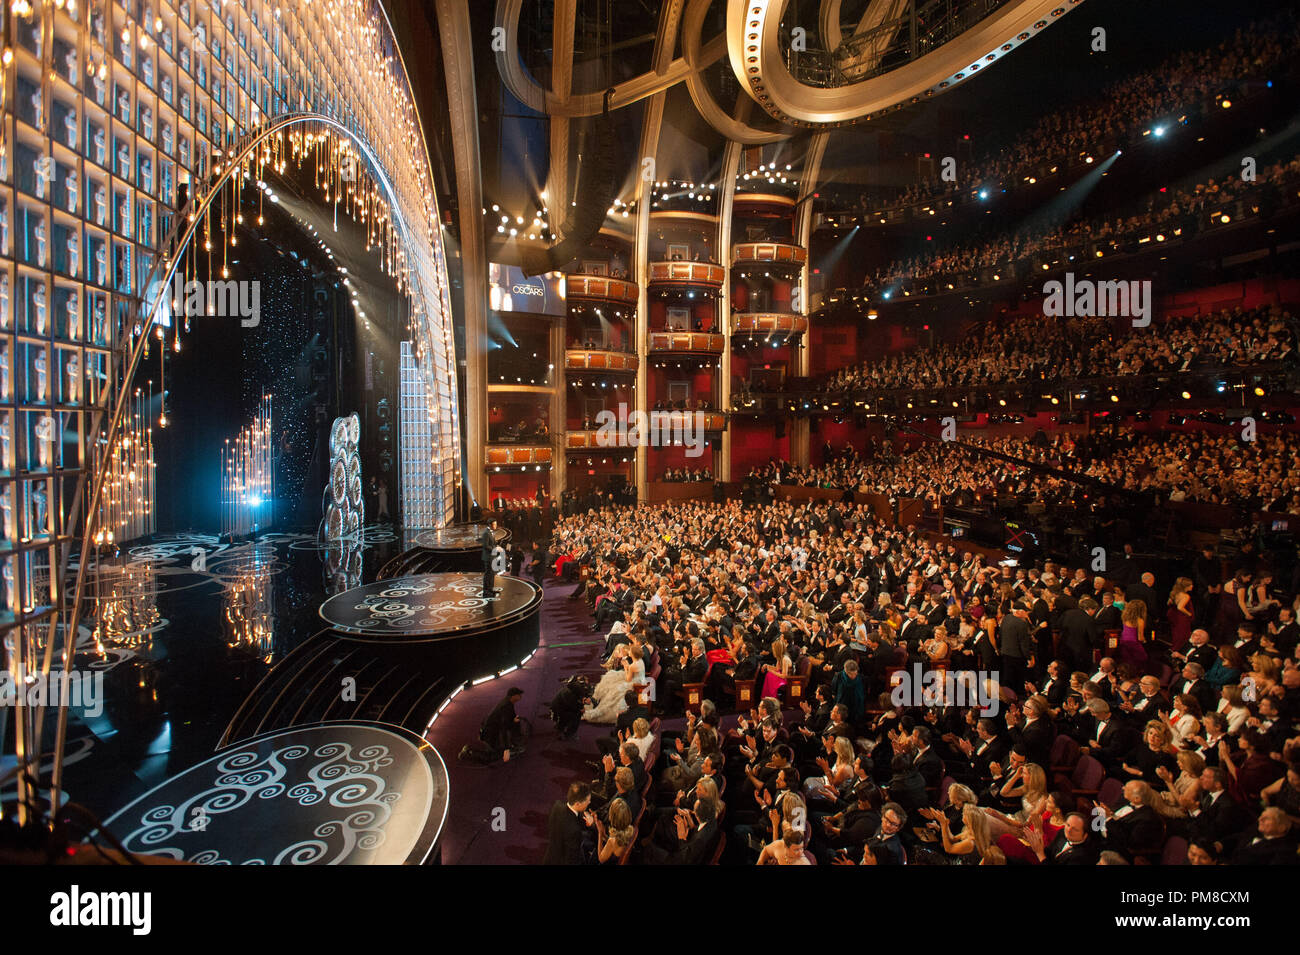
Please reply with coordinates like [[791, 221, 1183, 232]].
[[107, 726, 440, 865], [320, 573, 525, 635]]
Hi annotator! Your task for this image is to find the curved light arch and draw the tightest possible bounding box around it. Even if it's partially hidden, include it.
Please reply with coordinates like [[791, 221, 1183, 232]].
[[728, 0, 1088, 126]]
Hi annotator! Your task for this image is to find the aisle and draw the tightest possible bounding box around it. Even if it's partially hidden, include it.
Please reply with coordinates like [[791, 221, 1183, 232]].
[[425, 578, 611, 864]]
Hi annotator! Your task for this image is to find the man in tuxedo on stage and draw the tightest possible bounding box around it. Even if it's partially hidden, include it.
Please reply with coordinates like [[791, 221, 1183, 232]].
[[480, 521, 500, 598]]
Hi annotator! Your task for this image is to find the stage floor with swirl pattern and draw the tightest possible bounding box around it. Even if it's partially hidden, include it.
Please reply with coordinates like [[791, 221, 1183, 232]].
[[102, 723, 449, 865], [318, 573, 540, 640]]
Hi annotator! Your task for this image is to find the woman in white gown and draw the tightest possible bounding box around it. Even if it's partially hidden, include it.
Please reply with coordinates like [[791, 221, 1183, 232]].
[[584, 644, 645, 724]]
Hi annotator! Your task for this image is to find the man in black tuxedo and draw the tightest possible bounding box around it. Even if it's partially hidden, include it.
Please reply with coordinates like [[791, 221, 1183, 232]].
[[1029, 588, 1053, 677], [1269, 606, 1300, 658], [883, 753, 928, 828], [1032, 659, 1070, 709], [1058, 598, 1102, 674], [593, 764, 641, 825], [999, 603, 1035, 692], [1170, 662, 1217, 714], [480, 522, 500, 598], [1188, 767, 1246, 848], [1094, 592, 1122, 631], [910, 726, 944, 789], [644, 798, 719, 864], [1028, 812, 1100, 865], [1104, 781, 1167, 860], [594, 740, 646, 799], [661, 638, 708, 715], [1123, 674, 1167, 722], [1078, 699, 1133, 771], [1127, 572, 1157, 615], [1227, 808, 1298, 865], [1172, 629, 1217, 673], [898, 605, 928, 648], [543, 782, 593, 864], [1009, 696, 1055, 767], [950, 717, 1008, 787]]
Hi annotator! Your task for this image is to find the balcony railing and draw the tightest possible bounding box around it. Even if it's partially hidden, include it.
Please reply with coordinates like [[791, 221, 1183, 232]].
[[648, 332, 725, 354], [647, 261, 726, 287], [731, 312, 809, 336], [485, 445, 553, 467], [566, 274, 639, 303], [733, 242, 807, 266], [566, 413, 728, 451], [565, 348, 638, 372]]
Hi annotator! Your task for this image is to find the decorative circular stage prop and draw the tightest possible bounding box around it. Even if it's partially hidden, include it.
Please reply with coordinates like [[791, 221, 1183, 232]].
[[102, 722, 449, 865], [324, 413, 364, 542], [330, 459, 348, 504]]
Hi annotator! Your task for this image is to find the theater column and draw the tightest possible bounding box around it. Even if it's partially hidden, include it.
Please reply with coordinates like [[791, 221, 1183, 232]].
[[436, 0, 489, 505], [790, 133, 828, 470], [549, 317, 565, 498], [717, 138, 742, 483]]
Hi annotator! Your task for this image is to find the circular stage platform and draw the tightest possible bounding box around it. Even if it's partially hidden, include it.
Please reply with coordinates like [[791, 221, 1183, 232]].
[[319, 573, 540, 641], [103, 723, 449, 865], [409, 523, 509, 554]]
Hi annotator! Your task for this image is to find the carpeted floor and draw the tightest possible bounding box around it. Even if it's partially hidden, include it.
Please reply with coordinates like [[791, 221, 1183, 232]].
[[425, 578, 679, 864]]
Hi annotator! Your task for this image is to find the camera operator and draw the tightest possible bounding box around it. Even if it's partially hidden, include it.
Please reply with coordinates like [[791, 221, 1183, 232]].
[[458, 686, 524, 764]]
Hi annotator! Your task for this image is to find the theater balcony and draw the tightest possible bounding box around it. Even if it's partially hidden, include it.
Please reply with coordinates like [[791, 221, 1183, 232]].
[[564, 348, 639, 374], [733, 191, 799, 217], [564, 430, 605, 451], [566, 411, 728, 453], [732, 242, 807, 269], [565, 274, 639, 305], [647, 331, 725, 356], [485, 445, 554, 468], [646, 260, 726, 290], [731, 312, 809, 340]]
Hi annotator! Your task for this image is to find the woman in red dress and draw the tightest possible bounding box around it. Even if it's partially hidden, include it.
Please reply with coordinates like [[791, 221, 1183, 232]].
[[1166, 576, 1195, 652]]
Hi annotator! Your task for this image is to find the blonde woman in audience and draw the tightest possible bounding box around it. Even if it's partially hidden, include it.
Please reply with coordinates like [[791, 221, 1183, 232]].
[[1247, 653, 1280, 697], [593, 798, 636, 864], [999, 762, 1048, 821], [1156, 750, 1205, 813], [629, 717, 655, 762], [918, 802, 992, 864], [805, 736, 855, 803]]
